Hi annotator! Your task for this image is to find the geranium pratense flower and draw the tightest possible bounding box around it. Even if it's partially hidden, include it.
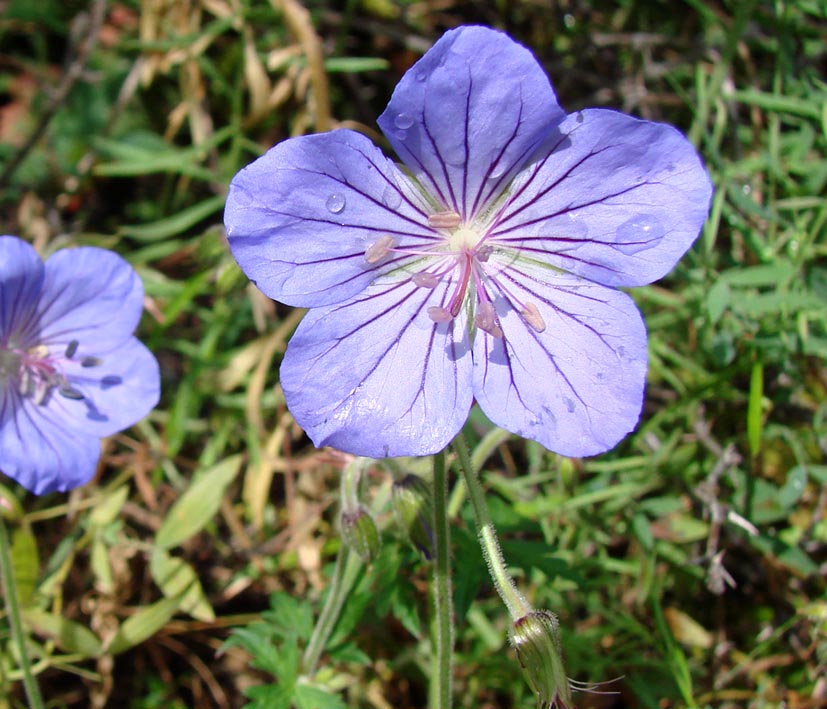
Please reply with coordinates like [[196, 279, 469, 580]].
[[0, 236, 160, 494], [225, 26, 712, 458]]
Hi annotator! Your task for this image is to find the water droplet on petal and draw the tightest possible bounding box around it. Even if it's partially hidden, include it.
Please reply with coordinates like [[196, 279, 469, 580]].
[[394, 113, 415, 130], [382, 184, 402, 210], [615, 214, 664, 255], [415, 70, 428, 82], [487, 163, 506, 180], [326, 194, 346, 214]]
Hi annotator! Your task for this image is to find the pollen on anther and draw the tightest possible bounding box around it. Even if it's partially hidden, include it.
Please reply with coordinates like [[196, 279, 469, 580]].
[[65, 340, 79, 358], [427, 306, 454, 323], [520, 302, 546, 333], [412, 272, 439, 288], [427, 211, 462, 229], [365, 235, 395, 264], [475, 301, 503, 338]]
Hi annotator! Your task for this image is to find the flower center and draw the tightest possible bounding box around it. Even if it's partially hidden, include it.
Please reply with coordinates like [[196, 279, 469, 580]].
[[447, 226, 484, 253], [1, 340, 97, 405]]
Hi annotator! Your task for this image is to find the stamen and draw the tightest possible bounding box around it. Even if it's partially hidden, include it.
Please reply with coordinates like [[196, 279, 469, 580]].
[[475, 301, 503, 338], [428, 210, 462, 229], [364, 235, 395, 264], [58, 385, 85, 401], [65, 340, 79, 358], [412, 272, 440, 288], [81, 357, 102, 368], [427, 306, 454, 323], [520, 302, 546, 333]]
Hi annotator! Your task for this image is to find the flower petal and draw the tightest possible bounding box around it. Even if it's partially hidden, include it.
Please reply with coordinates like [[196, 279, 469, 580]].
[[488, 109, 713, 287], [226, 129, 439, 307], [473, 261, 647, 456], [378, 26, 565, 223], [280, 278, 473, 457], [0, 387, 101, 494], [29, 247, 145, 349], [47, 337, 161, 437], [0, 236, 43, 342]]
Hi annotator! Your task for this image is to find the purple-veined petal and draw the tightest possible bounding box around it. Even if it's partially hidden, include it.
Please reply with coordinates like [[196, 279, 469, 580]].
[[280, 278, 473, 457], [47, 337, 160, 437], [472, 261, 647, 457], [378, 26, 565, 223], [0, 386, 101, 494], [226, 129, 439, 308], [26, 247, 145, 350], [0, 236, 43, 343], [488, 108, 713, 288]]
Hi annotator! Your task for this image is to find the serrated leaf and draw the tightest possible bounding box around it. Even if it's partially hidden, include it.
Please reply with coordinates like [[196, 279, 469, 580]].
[[150, 548, 215, 622], [294, 684, 347, 709], [155, 455, 242, 549], [108, 596, 181, 655], [23, 609, 102, 657]]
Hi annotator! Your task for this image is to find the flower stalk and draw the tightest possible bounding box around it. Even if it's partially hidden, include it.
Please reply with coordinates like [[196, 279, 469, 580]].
[[430, 448, 454, 709], [0, 512, 45, 709]]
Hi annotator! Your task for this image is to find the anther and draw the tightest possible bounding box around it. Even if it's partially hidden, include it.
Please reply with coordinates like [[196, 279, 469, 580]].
[[475, 301, 503, 338], [520, 302, 546, 333], [364, 235, 395, 264], [427, 211, 462, 229], [427, 306, 454, 323], [412, 272, 440, 288], [81, 357, 102, 368], [65, 340, 79, 358], [58, 385, 85, 401]]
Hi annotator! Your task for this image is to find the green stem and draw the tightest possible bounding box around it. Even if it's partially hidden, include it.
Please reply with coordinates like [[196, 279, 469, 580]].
[[301, 545, 361, 675], [452, 435, 531, 621], [0, 514, 45, 709], [430, 448, 453, 709]]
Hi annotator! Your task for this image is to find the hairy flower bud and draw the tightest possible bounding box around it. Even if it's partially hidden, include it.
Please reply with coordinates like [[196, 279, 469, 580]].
[[511, 610, 572, 709], [339, 507, 380, 564], [391, 474, 434, 558]]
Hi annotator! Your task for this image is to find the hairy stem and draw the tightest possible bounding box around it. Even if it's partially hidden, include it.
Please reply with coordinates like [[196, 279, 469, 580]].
[[301, 545, 361, 675], [452, 434, 531, 620], [430, 448, 454, 708]]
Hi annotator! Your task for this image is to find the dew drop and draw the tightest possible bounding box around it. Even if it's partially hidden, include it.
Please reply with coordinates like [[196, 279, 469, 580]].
[[615, 214, 664, 255], [394, 113, 415, 130], [326, 193, 346, 214], [415, 70, 428, 82], [487, 163, 506, 180], [382, 184, 402, 210]]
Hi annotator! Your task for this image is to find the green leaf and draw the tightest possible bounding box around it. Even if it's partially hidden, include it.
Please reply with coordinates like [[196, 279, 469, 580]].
[[150, 548, 215, 622], [11, 525, 39, 606], [294, 684, 347, 709], [119, 195, 226, 242], [22, 609, 102, 657], [108, 596, 182, 655], [155, 455, 242, 549]]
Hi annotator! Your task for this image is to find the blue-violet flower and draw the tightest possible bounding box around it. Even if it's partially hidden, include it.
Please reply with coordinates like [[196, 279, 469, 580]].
[[0, 236, 160, 494], [225, 26, 712, 458]]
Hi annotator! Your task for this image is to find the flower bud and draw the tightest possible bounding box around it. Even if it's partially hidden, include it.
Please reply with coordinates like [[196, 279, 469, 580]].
[[511, 610, 572, 709], [391, 474, 434, 559], [339, 507, 380, 564]]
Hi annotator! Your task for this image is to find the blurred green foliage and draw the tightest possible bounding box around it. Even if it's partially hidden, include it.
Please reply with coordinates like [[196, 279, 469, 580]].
[[1, 0, 826, 707]]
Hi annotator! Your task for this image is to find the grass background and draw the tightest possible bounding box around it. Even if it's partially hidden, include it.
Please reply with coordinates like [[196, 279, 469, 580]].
[[1, 0, 826, 706]]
